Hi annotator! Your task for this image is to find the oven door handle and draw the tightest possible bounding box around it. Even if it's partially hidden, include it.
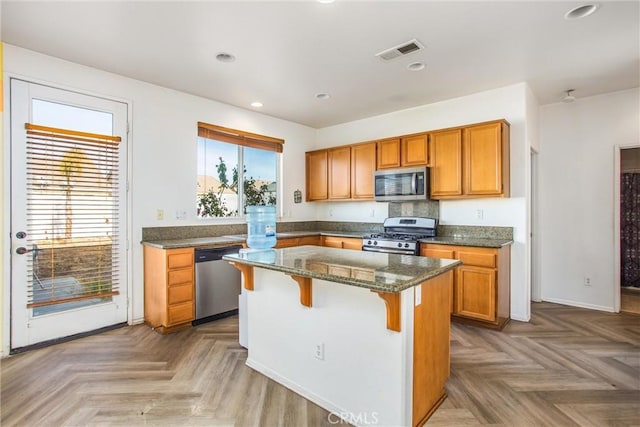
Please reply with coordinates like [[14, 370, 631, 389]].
[[363, 247, 413, 255]]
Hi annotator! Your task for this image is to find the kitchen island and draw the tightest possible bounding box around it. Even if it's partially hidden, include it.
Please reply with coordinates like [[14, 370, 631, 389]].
[[223, 246, 460, 427]]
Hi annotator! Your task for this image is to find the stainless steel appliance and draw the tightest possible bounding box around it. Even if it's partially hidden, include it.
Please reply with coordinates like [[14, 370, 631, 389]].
[[194, 245, 242, 325], [374, 167, 429, 202], [362, 217, 437, 255]]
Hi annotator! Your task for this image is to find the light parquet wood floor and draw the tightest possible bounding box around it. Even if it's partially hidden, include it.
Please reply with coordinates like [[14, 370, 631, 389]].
[[1, 302, 639, 426]]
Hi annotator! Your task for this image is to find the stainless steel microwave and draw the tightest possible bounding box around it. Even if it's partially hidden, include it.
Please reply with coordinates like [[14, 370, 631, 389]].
[[374, 167, 429, 202]]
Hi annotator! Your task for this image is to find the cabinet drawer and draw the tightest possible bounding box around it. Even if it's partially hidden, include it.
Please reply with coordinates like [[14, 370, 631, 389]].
[[457, 249, 497, 268], [298, 235, 321, 246], [421, 248, 455, 259], [275, 238, 298, 248], [168, 283, 193, 305], [322, 236, 343, 248], [168, 251, 193, 269], [168, 267, 193, 286], [168, 301, 194, 325]]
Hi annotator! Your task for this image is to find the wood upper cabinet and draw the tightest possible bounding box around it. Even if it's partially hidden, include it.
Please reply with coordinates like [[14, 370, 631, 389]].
[[401, 134, 429, 167], [144, 246, 195, 334], [351, 142, 376, 199], [429, 129, 463, 198], [376, 138, 401, 169], [429, 120, 509, 200], [464, 121, 510, 197], [306, 143, 374, 202], [377, 134, 429, 169], [420, 243, 510, 330], [305, 150, 328, 201], [328, 146, 352, 199]]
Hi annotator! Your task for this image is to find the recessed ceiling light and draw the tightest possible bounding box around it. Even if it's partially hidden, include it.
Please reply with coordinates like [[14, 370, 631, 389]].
[[317, 0, 335, 3], [315, 93, 331, 100], [216, 52, 236, 63], [407, 62, 426, 71], [251, 101, 263, 108], [564, 4, 599, 20], [562, 89, 576, 103]]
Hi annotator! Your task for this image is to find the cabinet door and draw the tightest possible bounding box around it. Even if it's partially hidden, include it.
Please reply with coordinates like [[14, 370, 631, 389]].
[[342, 238, 363, 250], [376, 138, 401, 169], [429, 129, 463, 199], [455, 266, 496, 322], [401, 134, 429, 166], [328, 147, 351, 199], [298, 235, 321, 246], [306, 150, 328, 201], [463, 122, 504, 196], [351, 142, 376, 199]]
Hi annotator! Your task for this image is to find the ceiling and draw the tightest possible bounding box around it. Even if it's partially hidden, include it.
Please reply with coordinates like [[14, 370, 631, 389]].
[[2, 1, 639, 128]]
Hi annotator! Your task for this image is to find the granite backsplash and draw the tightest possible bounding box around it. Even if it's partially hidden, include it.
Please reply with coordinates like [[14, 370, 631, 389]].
[[142, 220, 512, 242]]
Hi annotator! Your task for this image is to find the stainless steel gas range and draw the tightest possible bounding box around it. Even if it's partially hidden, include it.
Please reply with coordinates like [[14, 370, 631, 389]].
[[362, 217, 437, 255]]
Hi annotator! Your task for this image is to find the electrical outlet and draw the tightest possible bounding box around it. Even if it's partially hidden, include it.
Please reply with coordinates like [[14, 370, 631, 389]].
[[314, 343, 324, 360], [370, 208, 375, 217], [475, 209, 484, 220], [584, 277, 591, 286], [176, 210, 187, 220], [329, 209, 334, 217], [156, 209, 164, 220]]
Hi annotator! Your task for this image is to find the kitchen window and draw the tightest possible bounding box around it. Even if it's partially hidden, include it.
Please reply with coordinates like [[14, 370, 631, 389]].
[[197, 122, 282, 218]]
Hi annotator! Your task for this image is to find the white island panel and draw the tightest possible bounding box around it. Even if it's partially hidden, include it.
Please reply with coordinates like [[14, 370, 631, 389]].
[[246, 267, 415, 427]]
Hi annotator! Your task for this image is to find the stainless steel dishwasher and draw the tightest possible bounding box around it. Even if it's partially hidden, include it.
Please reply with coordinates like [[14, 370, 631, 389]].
[[193, 245, 242, 325]]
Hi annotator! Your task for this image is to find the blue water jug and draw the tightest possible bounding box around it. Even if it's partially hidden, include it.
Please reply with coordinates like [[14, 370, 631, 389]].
[[246, 205, 277, 249]]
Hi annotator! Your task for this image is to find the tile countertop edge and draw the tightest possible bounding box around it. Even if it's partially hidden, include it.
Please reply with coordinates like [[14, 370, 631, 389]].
[[223, 251, 461, 293]]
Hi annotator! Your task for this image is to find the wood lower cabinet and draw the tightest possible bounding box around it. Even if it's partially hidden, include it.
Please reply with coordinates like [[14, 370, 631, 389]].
[[321, 236, 363, 250], [420, 243, 510, 330], [429, 120, 509, 200], [144, 246, 195, 334], [275, 235, 321, 248]]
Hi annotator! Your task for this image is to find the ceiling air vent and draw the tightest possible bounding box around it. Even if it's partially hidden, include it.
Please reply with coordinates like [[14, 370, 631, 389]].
[[375, 39, 424, 61]]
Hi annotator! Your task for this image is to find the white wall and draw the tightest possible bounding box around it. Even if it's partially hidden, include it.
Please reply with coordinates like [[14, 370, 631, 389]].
[[2, 44, 317, 351], [317, 83, 532, 321], [539, 88, 640, 311]]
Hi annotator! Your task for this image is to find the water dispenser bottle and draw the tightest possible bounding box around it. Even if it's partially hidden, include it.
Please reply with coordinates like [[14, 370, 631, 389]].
[[246, 205, 277, 249]]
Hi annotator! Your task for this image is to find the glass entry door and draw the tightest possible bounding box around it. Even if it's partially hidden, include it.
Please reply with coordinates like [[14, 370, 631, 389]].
[[10, 79, 128, 350]]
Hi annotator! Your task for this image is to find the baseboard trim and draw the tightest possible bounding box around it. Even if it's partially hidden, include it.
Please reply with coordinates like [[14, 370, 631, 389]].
[[541, 298, 614, 313]]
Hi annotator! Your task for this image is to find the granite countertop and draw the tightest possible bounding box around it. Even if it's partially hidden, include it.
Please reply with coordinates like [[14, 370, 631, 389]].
[[142, 230, 368, 249], [420, 236, 513, 248], [223, 245, 461, 293]]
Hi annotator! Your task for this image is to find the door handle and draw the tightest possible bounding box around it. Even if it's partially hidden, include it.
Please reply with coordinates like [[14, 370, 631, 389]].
[[16, 231, 27, 239], [16, 246, 35, 255]]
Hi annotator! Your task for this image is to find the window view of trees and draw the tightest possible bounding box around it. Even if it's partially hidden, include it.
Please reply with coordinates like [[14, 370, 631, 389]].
[[197, 139, 277, 217]]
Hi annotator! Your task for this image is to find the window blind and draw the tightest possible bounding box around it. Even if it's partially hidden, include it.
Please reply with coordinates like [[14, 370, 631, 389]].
[[24, 123, 121, 308], [197, 121, 284, 153]]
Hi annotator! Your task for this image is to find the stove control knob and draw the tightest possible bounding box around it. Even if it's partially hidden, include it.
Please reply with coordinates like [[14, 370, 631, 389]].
[[397, 242, 402, 248], [374, 241, 378, 245], [367, 240, 372, 245], [404, 243, 410, 248]]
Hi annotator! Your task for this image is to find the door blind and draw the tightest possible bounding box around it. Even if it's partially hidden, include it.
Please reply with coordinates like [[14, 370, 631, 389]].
[[24, 123, 122, 308]]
